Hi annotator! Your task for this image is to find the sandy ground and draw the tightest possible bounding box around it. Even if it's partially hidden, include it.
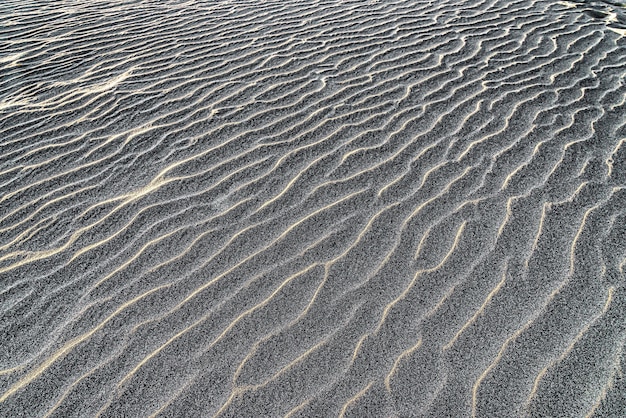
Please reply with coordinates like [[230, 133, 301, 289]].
[[1, 0, 626, 416]]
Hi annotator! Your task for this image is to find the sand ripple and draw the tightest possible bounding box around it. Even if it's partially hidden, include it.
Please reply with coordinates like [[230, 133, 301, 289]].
[[1, 0, 626, 416]]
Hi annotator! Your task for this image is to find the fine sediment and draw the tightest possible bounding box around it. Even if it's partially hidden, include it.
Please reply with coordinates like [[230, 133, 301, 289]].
[[1, 0, 626, 416]]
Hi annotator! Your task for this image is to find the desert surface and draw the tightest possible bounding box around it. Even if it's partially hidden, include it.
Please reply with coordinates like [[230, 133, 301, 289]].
[[1, 0, 626, 416]]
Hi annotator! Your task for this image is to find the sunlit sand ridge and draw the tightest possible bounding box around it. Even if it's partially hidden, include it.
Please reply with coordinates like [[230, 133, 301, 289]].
[[1, 0, 626, 416]]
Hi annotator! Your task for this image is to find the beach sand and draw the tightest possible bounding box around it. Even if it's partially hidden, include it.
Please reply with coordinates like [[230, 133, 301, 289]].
[[1, 0, 626, 416]]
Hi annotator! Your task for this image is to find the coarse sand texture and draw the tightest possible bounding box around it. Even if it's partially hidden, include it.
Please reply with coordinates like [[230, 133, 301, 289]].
[[1, 0, 626, 416]]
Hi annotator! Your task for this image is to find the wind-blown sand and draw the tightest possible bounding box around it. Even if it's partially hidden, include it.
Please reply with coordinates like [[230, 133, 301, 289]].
[[1, 0, 626, 416]]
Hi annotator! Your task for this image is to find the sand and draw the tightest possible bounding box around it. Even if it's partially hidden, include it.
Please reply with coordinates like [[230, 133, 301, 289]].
[[1, 0, 626, 416]]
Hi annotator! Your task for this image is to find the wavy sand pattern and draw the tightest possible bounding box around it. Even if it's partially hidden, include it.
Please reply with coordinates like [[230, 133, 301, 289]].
[[1, 0, 626, 416]]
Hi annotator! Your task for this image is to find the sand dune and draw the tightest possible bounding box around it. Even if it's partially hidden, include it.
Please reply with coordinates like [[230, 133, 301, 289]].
[[1, 0, 626, 416]]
